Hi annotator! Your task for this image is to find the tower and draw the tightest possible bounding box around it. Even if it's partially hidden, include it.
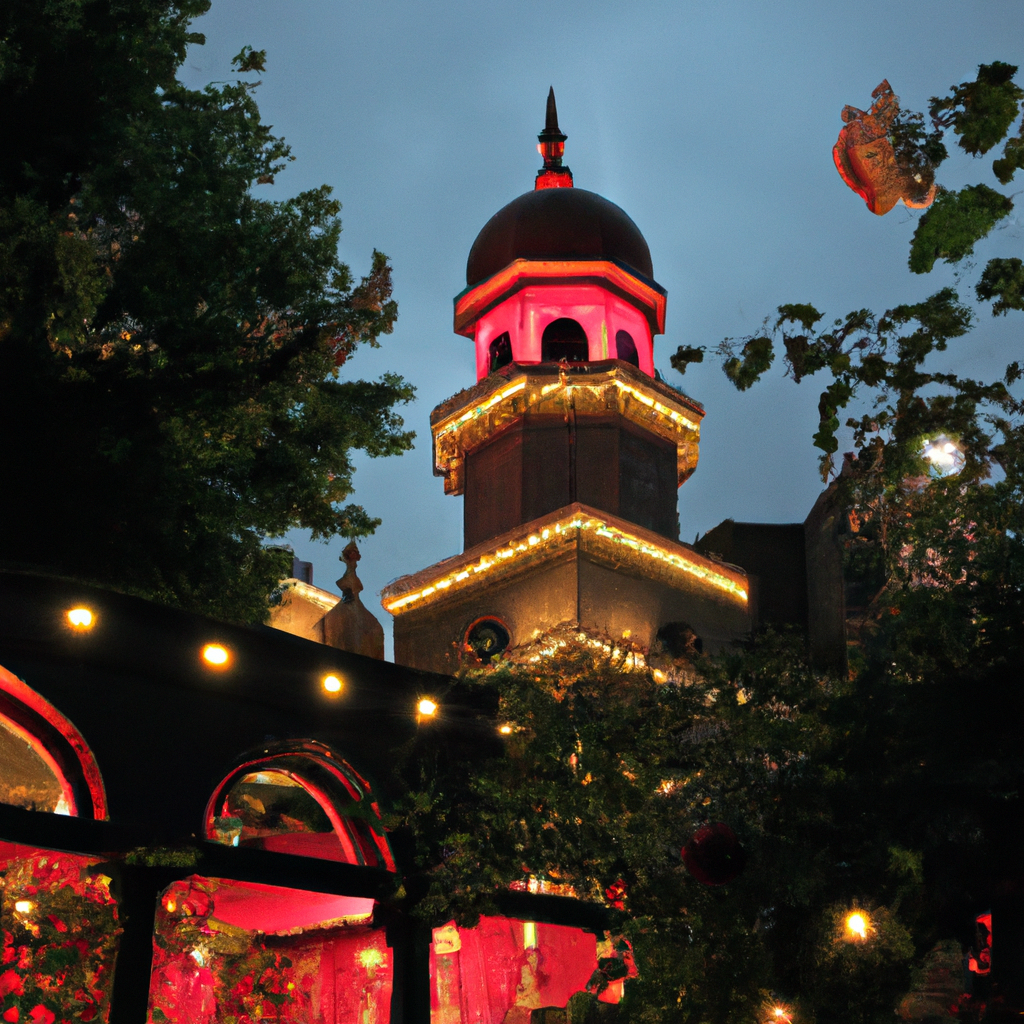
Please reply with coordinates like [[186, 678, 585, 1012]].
[[383, 92, 751, 672]]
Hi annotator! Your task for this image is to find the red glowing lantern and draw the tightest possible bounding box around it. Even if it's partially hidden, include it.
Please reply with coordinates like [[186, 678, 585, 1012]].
[[681, 822, 746, 886], [833, 80, 937, 216]]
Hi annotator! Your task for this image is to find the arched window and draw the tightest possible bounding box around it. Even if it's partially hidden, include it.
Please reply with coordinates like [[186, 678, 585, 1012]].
[[205, 740, 395, 869], [615, 329, 639, 367], [541, 318, 588, 362], [488, 331, 512, 373], [0, 663, 106, 818]]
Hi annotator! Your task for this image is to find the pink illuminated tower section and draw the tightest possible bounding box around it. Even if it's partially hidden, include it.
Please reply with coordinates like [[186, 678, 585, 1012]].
[[454, 88, 666, 382]]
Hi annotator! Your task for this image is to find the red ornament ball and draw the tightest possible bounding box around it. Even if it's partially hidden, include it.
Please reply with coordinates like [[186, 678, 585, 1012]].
[[681, 822, 746, 886]]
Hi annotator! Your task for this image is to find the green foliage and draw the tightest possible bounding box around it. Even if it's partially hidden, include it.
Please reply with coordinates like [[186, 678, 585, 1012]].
[[655, 58, 1024, 1017], [992, 123, 1024, 183], [806, 905, 914, 1024], [395, 629, 948, 1022], [722, 336, 774, 391], [708, 63, 1023, 483], [908, 184, 1013, 274], [976, 256, 1024, 315], [929, 61, 1024, 157], [0, 1, 413, 622], [716, 291, 979, 478], [124, 845, 200, 867], [670, 345, 705, 376]]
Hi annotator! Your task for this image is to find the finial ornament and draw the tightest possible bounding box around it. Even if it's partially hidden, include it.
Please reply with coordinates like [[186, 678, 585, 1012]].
[[321, 539, 385, 659], [535, 87, 573, 190]]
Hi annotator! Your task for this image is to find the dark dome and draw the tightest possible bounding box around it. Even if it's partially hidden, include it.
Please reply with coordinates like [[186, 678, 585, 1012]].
[[466, 187, 653, 286]]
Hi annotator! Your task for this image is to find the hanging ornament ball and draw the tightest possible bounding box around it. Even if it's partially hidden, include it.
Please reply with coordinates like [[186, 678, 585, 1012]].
[[681, 822, 747, 886]]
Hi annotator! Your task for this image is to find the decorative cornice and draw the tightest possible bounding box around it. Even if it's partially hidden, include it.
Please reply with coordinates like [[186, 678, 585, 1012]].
[[430, 362, 703, 495], [453, 258, 667, 337], [381, 503, 748, 616]]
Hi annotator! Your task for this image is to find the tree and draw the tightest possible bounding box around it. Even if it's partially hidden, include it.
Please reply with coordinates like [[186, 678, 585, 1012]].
[[671, 60, 1024, 1013], [395, 629, 930, 1023], [0, 1, 413, 623]]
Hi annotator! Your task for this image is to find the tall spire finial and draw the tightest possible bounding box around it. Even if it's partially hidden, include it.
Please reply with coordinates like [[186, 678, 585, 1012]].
[[535, 87, 573, 190], [544, 87, 562, 138]]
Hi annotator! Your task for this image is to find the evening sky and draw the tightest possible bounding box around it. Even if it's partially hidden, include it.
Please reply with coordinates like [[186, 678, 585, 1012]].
[[180, 1, 1024, 656]]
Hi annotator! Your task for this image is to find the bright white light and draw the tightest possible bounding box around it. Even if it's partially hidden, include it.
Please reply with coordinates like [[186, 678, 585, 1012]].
[[14, 900, 33, 914], [921, 436, 964, 477], [202, 643, 230, 667], [417, 698, 438, 717], [323, 674, 343, 694], [845, 911, 868, 939], [66, 607, 94, 629]]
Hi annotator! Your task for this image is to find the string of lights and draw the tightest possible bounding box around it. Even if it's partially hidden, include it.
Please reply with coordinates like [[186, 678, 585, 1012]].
[[382, 506, 748, 615]]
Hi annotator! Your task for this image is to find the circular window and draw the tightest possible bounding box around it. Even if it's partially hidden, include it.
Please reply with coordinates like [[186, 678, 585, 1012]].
[[466, 618, 511, 663]]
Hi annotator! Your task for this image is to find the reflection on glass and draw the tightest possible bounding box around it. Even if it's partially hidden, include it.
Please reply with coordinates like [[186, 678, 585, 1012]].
[[213, 771, 344, 859], [0, 715, 64, 813]]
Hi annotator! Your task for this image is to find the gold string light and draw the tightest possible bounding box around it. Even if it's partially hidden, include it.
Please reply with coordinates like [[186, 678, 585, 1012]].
[[383, 510, 747, 614]]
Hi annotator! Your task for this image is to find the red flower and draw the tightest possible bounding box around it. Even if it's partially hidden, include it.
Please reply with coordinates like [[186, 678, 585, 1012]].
[[79, 1005, 97, 1022], [2, 1007, 18, 1022], [28, 1007, 55, 1024], [232, 975, 255, 1000], [0, 969, 25, 998], [45, 918, 66, 934], [604, 879, 628, 910]]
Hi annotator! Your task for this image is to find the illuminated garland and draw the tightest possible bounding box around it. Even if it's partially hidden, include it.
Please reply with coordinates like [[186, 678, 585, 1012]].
[[382, 508, 748, 615], [431, 366, 703, 495], [434, 380, 527, 440]]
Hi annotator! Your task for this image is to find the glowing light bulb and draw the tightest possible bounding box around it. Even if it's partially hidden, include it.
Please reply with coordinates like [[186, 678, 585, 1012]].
[[14, 900, 33, 914], [66, 607, 94, 629], [417, 698, 438, 717], [322, 674, 343, 694], [774, 1009, 786, 1019], [499, 724, 513, 735], [920, 436, 964, 477], [201, 643, 230, 667], [845, 911, 868, 940], [357, 947, 385, 970]]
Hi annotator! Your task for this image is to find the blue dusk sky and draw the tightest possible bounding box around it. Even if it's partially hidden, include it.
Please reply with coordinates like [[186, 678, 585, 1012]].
[[180, 1, 1024, 657]]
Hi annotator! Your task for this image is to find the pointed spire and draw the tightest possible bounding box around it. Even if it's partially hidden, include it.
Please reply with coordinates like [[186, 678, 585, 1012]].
[[544, 87, 564, 139], [535, 87, 573, 190]]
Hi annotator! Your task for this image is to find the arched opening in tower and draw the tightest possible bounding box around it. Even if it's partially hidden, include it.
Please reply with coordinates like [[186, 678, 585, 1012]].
[[541, 318, 588, 363], [488, 332, 512, 373], [615, 329, 639, 367]]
